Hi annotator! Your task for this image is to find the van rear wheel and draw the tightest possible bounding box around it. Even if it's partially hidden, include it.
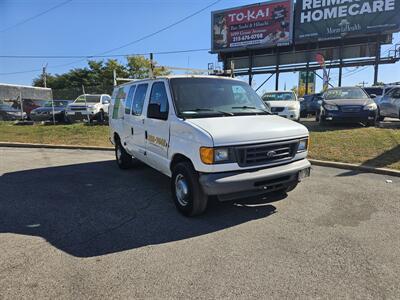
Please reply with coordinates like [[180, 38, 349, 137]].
[[115, 141, 132, 169], [171, 162, 208, 216]]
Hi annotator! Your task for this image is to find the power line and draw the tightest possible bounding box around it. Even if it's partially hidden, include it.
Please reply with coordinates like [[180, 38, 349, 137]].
[[0, 0, 73, 34], [0, 48, 211, 75], [0, 48, 210, 59]]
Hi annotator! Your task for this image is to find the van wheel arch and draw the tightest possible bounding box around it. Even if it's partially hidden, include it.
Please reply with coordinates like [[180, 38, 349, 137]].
[[170, 154, 194, 172], [113, 132, 120, 145]]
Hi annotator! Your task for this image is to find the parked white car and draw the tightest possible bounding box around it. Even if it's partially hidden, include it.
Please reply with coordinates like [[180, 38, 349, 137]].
[[66, 94, 111, 122], [262, 91, 300, 121], [109, 76, 310, 216]]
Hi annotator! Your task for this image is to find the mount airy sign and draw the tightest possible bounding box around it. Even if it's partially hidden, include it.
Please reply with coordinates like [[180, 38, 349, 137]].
[[294, 0, 400, 42]]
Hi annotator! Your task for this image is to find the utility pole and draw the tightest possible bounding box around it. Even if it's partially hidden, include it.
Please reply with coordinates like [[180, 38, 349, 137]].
[[359, 81, 368, 87], [149, 53, 154, 78], [42, 63, 48, 88]]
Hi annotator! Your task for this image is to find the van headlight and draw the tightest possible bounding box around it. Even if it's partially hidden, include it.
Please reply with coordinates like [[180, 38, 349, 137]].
[[363, 103, 377, 111], [297, 138, 309, 152], [200, 147, 230, 164]]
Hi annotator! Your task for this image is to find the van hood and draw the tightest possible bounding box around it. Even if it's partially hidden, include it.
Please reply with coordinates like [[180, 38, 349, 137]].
[[186, 115, 308, 146], [266, 100, 298, 108], [324, 99, 372, 106]]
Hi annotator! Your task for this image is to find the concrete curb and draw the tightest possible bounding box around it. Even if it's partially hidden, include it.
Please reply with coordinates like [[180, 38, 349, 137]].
[[309, 159, 400, 177], [1, 142, 399, 177], [0, 142, 114, 151]]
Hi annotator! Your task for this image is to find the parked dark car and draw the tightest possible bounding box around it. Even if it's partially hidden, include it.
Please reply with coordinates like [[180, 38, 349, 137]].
[[317, 87, 377, 126], [0, 104, 26, 121], [30, 100, 71, 123], [300, 93, 323, 117]]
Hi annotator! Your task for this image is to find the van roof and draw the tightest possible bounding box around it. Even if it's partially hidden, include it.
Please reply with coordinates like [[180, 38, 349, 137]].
[[115, 74, 241, 88]]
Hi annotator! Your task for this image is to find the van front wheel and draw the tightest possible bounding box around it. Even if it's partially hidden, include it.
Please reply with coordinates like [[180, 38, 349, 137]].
[[171, 162, 208, 216]]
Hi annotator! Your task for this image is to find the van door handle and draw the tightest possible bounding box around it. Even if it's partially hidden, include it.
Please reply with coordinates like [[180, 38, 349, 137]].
[[131, 127, 134, 135], [145, 131, 148, 139]]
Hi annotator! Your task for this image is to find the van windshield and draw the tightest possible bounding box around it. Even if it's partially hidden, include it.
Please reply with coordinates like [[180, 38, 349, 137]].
[[170, 78, 270, 118]]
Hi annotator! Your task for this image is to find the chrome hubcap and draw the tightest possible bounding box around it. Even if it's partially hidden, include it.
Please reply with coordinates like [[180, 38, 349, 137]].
[[175, 174, 189, 206]]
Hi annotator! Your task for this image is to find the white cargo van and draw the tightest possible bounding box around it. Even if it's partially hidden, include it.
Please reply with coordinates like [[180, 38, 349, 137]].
[[109, 76, 310, 216]]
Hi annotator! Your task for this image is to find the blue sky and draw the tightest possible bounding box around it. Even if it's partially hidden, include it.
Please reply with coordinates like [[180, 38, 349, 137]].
[[0, 0, 399, 94]]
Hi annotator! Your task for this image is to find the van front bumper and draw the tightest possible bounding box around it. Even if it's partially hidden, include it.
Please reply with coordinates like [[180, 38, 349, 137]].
[[199, 159, 311, 199]]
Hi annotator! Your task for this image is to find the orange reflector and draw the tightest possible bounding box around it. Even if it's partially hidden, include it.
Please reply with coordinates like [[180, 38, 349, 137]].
[[200, 147, 214, 164]]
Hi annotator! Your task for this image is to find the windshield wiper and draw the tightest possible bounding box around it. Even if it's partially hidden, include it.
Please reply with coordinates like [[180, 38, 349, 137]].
[[231, 106, 271, 114], [182, 108, 234, 116]]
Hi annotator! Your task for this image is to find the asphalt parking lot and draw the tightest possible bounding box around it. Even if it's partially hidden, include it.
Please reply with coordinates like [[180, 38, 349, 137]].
[[1, 147, 399, 299]]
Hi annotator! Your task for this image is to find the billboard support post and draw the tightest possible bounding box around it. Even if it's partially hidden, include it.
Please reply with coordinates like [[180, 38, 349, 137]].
[[305, 62, 309, 95], [275, 50, 280, 91], [338, 44, 343, 87], [374, 39, 381, 85], [248, 51, 253, 86]]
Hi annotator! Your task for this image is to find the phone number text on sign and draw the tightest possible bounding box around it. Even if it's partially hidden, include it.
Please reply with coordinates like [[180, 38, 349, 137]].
[[232, 33, 264, 42]]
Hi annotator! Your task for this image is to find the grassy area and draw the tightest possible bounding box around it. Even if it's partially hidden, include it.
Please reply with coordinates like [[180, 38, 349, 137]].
[[304, 121, 400, 170], [0, 122, 110, 147], [1, 121, 399, 170]]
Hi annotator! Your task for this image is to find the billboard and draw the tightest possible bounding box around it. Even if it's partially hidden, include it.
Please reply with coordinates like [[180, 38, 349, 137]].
[[211, 0, 294, 52], [298, 71, 316, 96], [295, 0, 400, 43]]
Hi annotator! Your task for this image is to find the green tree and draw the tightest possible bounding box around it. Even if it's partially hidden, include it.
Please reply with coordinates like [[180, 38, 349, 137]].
[[33, 56, 170, 99], [126, 56, 170, 79]]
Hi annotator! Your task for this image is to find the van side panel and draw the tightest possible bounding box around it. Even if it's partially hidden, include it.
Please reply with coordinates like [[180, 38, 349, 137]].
[[109, 85, 130, 145]]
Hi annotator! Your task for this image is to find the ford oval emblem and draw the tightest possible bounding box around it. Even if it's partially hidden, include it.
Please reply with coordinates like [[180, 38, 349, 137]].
[[266, 150, 276, 158]]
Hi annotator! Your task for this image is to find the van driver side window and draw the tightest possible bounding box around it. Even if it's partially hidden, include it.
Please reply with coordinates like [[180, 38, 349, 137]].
[[148, 82, 169, 120]]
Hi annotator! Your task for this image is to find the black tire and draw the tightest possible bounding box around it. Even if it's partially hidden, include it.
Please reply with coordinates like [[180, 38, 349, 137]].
[[98, 109, 105, 124], [366, 117, 376, 127], [171, 162, 208, 216], [115, 140, 132, 169], [318, 112, 326, 125], [377, 109, 385, 122], [315, 111, 320, 122], [62, 111, 70, 124]]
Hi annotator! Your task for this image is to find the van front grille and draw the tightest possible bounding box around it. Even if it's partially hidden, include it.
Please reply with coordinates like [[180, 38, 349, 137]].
[[235, 140, 298, 167]]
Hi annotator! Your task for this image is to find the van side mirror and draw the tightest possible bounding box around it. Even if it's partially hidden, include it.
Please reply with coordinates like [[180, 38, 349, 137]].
[[370, 94, 377, 99], [147, 103, 168, 120]]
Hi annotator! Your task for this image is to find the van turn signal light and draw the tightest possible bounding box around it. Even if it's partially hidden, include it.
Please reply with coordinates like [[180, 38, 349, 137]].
[[200, 147, 214, 164]]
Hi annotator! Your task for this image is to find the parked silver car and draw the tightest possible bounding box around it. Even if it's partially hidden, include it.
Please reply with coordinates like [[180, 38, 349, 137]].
[[377, 86, 400, 121]]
